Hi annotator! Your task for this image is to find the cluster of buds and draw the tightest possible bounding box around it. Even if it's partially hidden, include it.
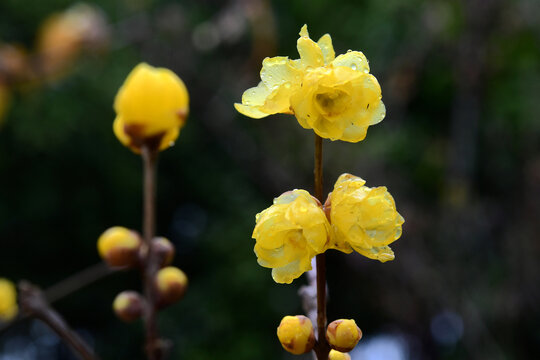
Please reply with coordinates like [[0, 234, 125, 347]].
[[277, 316, 362, 357], [97, 226, 188, 322]]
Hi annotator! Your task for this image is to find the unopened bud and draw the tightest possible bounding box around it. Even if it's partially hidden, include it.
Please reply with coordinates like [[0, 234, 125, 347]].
[[326, 319, 362, 352], [155, 267, 187, 306], [97, 227, 141, 268], [151, 237, 175, 266], [0, 278, 18, 322], [329, 349, 351, 360], [113, 291, 144, 323], [276, 315, 315, 355]]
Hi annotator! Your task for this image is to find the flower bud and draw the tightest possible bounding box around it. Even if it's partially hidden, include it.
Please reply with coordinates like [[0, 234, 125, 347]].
[[155, 267, 187, 306], [276, 315, 315, 355], [329, 349, 351, 360], [113, 63, 189, 153], [151, 237, 175, 266], [113, 291, 144, 323], [0, 278, 18, 322], [326, 319, 362, 352], [97, 227, 141, 268]]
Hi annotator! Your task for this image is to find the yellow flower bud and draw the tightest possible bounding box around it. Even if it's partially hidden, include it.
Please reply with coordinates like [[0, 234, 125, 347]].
[[155, 266, 187, 306], [97, 226, 141, 268], [235, 25, 385, 143], [151, 237, 175, 267], [253, 189, 331, 284], [329, 349, 352, 360], [328, 173, 404, 262], [326, 319, 362, 352], [113, 291, 144, 323], [0, 278, 18, 322], [113, 63, 189, 153], [276, 315, 315, 355]]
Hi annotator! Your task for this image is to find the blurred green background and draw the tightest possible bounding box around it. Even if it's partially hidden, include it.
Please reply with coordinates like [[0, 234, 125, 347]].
[[1, 0, 539, 359]]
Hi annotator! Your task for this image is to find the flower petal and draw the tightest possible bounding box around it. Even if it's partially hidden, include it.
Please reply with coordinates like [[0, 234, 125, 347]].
[[317, 34, 335, 65], [297, 26, 324, 68], [261, 56, 303, 89], [234, 103, 269, 119], [332, 51, 370, 73]]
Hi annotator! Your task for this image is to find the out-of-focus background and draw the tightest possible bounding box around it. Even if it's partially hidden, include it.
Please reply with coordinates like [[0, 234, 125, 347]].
[[1, 0, 539, 359]]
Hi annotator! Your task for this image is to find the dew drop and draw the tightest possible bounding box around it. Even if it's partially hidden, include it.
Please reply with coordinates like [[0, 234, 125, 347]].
[[284, 82, 291, 89], [351, 64, 357, 70]]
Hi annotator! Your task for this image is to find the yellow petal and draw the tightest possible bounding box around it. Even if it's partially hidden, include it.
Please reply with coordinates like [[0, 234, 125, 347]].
[[339, 125, 368, 143], [297, 26, 324, 68], [234, 103, 270, 119], [317, 34, 335, 64], [241, 81, 271, 106], [352, 244, 395, 262], [332, 51, 370, 73], [260, 56, 303, 89]]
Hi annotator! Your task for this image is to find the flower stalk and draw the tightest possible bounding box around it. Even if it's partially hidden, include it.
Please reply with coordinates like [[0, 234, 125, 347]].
[[18, 281, 99, 360], [141, 145, 162, 360], [313, 134, 330, 359]]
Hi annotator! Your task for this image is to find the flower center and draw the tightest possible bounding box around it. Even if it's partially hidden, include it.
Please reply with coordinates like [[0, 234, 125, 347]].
[[314, 90, 350, 118]]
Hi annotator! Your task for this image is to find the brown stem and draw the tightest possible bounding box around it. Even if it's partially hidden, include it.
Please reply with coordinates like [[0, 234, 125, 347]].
[[141, 146, 162, 360], [313, 134, 330, 359], [45, 263, 112, 303], [18, 281, 100, 360], [1, 263, 113, 335]]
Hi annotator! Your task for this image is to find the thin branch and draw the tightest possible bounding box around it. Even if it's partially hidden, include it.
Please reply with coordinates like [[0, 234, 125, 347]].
[[18, 281, 100, 360], [0, 263, 113, 335], [313, 134, 330, 360], [45, 263, 112, 303], [140, 145, 164, 360]]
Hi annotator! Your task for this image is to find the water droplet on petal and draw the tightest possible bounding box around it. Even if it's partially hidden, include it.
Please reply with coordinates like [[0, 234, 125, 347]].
[[351, 64, 357, 70], [284, 82, 291, 89]]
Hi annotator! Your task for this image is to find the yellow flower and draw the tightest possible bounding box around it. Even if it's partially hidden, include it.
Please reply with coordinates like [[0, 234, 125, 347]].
[[328, 174, 404, 262], [235, 25, 385, 142], [252, 189, 330, 284], [0, 278, 18, 322], [113, 63, 189, 153]]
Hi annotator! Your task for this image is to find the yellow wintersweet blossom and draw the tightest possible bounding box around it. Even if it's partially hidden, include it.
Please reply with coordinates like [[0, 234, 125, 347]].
[[0, 278, 18, 322], [113, 63, 189, 153], [328, 174, 404, 262], [235, 25, 385, 142], [253, 190, 331, 284]]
